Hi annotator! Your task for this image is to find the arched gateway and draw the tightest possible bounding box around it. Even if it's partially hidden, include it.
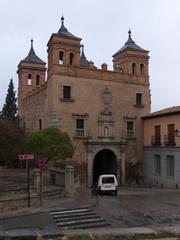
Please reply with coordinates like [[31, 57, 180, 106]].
[[86, 144, 126, 187], [93, 149, 117, 184]]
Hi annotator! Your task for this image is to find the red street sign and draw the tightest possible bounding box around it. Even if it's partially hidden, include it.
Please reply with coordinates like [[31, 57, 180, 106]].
[[19, 154, 34, 160], [38, 159, 46, 171]]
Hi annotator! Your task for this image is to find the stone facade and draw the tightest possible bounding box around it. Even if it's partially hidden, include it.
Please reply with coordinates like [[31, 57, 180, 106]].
[[17, 17, 151, 186]]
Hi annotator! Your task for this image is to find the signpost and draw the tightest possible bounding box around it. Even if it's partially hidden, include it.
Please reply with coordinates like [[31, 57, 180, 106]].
[[38, 159, 46, 206], [19, 154, 34, 208]]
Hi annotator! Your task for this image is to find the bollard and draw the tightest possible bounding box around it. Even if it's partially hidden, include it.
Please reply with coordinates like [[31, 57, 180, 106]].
[[176, 184, 178, 189], [161, 183, 164, 189]]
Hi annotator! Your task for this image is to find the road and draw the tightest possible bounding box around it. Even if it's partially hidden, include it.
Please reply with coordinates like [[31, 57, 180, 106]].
[[92, 188, 180, 228]]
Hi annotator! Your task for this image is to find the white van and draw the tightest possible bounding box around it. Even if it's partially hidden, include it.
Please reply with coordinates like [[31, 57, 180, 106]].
[[97, 174, 118, 195]]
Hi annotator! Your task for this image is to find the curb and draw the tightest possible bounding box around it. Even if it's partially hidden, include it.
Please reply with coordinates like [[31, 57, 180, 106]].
[[62, 226, 180, 239]]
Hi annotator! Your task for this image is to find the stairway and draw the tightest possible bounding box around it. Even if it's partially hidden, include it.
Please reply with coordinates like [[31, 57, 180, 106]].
[[50, 207, 110, 230]]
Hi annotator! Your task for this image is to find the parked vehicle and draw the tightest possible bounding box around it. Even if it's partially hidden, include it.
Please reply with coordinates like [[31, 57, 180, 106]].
[[97, 174, 118, 195]]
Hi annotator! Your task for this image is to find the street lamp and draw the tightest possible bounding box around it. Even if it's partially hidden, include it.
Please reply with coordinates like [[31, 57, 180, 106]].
[[175, 129, 180, 137]]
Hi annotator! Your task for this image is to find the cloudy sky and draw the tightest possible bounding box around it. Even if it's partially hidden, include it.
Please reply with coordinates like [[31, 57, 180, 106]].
[[1, 0, 180, 112]]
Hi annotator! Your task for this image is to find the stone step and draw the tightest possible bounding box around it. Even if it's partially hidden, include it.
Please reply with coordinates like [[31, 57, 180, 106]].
[[56, 216, 106, 227], [54, 213, 97, 221], [50, 207, 91, 215], [64, 221, 110, 230], [50, 207, 110, 230]]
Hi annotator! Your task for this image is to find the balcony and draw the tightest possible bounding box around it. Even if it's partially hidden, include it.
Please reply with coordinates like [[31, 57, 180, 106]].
[[76, 129, 85, 137], [126, 130, 135, 139], [164, 135, 176, 146], [151, 135, 161, 146]]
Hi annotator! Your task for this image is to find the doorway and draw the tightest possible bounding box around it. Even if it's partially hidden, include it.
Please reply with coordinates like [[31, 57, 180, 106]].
[[93, 149, 117, 184]]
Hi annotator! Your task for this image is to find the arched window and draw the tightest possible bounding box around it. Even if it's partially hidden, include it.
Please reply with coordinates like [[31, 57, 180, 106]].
[[140, 64, 144, 75], [104, 126, 109, 137], [36, 74, 40, 85], [27, 73, 32, 85], [132, 63, 136, 74], [59, 51, 64, 64], [69, 53, 74, 65]]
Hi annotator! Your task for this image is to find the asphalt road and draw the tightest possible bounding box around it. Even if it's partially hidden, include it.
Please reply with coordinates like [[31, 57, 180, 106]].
[[92, 189, 180, 228]]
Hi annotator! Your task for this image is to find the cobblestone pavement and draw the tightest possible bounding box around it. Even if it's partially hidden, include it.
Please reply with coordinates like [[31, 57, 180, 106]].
[[92, 187, 180, 228], [2, 187, 180, 239]]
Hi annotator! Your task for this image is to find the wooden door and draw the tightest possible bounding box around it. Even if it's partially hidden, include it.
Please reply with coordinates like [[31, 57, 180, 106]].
[[155, 125, 161, 145], [168, 124, 175, 145]]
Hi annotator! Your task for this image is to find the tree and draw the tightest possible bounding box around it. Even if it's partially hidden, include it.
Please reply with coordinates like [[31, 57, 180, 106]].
[[27, 127, 75, 162], [0, 78, 17, 120], [0, 79, 25, 167], [0, 119, 25, 167]]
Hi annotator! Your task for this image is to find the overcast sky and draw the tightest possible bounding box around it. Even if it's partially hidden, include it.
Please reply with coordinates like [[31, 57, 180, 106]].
[[1, 0, 180, 112]]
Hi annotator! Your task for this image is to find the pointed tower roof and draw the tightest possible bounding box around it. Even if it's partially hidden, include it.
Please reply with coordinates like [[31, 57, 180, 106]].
[[80, 44, 89, 67], [113, 30, 148, 57], [58, 16, 79, 39], [22, 39, 45, 64]]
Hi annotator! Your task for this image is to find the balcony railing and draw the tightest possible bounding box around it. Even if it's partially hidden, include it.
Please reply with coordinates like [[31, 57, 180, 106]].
[[126, 130, 135, 138], [151, 135, 161, 146], [76, 129, 85, 137], [164, 135, 176, 146]]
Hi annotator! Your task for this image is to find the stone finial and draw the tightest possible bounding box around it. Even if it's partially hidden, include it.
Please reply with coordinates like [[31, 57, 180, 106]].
[[61, 15, 64, 24], [128, 29, 131, 38]]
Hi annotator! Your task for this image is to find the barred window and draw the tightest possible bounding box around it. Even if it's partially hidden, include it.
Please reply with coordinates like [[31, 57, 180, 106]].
[[126, 121, 135, 138], [154, 155, 161, 175], [166, 155, 174, 177], [76, 119, 84, 137]]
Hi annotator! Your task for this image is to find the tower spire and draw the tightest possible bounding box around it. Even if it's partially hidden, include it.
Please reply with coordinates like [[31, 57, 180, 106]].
[[80, 44, 89, 67], [31, 38, 33, 48], [126, 29, 134, 44], [57, 14, 80, 39], [81, 44, 84, 53], [20, 39, 45, 64]]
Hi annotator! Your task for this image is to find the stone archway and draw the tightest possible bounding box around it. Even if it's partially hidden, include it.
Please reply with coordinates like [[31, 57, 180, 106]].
[[86, 143, 126, 187], [93, 149, 117, 184]]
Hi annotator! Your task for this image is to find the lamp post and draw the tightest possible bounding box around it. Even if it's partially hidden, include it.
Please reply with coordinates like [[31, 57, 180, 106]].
[[175, 129, 180, 137]]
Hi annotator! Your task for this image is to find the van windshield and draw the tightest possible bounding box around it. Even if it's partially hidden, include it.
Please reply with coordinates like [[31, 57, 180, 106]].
[[102, 177, 114, 184]]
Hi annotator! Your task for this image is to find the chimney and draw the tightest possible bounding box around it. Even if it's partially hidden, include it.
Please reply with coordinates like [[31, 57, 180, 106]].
[[101, 63, 107, 70]]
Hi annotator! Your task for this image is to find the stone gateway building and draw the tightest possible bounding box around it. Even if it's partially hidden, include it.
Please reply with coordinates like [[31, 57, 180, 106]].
[[17, 17, 151, 186]]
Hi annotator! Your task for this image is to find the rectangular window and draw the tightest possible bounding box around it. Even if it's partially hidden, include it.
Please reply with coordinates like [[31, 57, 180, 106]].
[[167, 124, 175, 145], [154, 155, 161, 175], [166, 155, 174, 177], [63, 85, 71, 100], [126, 121, 135, 138], [76, 119, 84, 137], [153, 125, 161, 145], [136, 93, 142, 105]]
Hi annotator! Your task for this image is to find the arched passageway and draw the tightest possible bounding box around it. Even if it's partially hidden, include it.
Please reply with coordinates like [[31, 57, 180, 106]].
[[93, 149, 117, 184]]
